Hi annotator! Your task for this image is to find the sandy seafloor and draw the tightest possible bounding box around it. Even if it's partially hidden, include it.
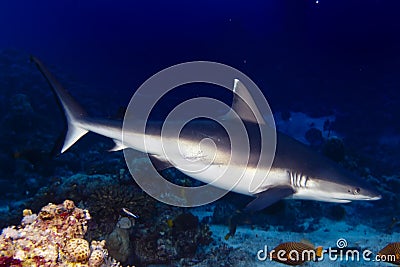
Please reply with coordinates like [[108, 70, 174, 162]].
[[191, 207, 400, 267]]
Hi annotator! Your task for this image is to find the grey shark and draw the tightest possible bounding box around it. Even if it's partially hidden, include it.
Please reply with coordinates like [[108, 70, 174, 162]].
[[32, 56, 381, 211]]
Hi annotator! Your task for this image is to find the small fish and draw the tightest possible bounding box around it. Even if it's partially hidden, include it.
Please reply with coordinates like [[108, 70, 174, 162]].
[[378, 242, 400, 265], [167, 219, 174, 228], [224, 210, 242, 240], [122, 208, 138, 218], [271, 241, 322, 266]]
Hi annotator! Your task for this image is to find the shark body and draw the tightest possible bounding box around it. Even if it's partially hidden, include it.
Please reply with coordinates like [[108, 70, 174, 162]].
[[32, 57, 381, 211]]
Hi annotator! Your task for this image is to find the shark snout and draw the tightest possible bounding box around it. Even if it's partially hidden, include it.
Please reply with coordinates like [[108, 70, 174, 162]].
[[348, 186, 382, 201], [311, 178, 382, 203], [364, 191, 382, 201], [361, 183, 382, 200], [371, 195, 382, 201]]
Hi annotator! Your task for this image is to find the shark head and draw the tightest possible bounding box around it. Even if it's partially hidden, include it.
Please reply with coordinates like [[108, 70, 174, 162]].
[[292, 169, 382, 203], [244, 164, 382, 212], [268, 132, 382, 206]]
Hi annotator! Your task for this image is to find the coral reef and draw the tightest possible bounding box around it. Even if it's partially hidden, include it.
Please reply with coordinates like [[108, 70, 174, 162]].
[[0, 200, 130, 267], [132, 210, 213, 265], [106, 217, 133, 263], [86, 184, 155, 229], [19, 172, 215, 265], [24, 172, 156, 242]]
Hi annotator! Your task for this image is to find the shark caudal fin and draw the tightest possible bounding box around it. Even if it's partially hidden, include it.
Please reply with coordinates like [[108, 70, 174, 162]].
[[31, 56, 89, 153]]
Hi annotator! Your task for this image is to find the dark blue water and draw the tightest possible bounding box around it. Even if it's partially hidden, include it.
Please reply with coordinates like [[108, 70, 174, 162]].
[[2, 0, 399, 110]]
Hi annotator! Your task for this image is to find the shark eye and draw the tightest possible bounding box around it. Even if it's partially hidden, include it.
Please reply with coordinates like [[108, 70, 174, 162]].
[[353, 187, 361, 195]]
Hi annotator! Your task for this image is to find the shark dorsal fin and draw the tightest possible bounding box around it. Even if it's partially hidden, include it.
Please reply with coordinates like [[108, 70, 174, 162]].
[[221, 79, 266, 125]]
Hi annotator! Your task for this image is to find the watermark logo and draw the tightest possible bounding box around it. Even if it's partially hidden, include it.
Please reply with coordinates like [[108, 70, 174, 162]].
[[336, 238, 347, 249], [122, 61, 276, 207], [257, 238, 396, 263]]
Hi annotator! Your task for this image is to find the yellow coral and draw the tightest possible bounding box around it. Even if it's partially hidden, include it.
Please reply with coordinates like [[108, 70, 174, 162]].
[[64, 238, 90, 263], [89, 240, 107, 267], [38, 203, 57, 220], [63, 199, 75, 211], [91, 240, 106, 250], [88, 249, 105, 267], [0, 200, 126, 266], [22, 209, 32, 216]]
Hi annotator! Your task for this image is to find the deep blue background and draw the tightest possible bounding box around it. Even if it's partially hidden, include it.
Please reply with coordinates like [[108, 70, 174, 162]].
[[1, 0, 399, 116]]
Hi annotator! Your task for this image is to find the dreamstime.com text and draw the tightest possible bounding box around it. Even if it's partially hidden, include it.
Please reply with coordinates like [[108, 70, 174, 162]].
[[256, 238, 396, 263]]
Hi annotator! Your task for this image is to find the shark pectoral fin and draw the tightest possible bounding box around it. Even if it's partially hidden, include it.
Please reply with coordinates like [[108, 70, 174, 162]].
[[149, 155, 174, 171], [244, 185, 295, 212]]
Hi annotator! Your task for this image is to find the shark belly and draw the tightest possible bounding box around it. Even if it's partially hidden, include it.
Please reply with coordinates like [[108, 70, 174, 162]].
[[179, 163, 290, 196]]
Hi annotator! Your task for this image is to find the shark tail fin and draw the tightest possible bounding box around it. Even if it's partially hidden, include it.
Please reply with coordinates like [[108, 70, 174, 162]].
[[31, 56, 89, 153]]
